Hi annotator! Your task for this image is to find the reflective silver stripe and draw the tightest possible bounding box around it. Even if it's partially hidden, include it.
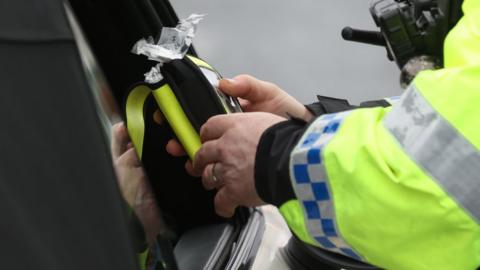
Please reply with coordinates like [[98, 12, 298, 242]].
[[384, 85, 480, 222]]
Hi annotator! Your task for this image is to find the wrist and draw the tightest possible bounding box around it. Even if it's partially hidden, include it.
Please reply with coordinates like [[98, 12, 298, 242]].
[[133, 200, 166, 246], [254, 120, 305, 206]]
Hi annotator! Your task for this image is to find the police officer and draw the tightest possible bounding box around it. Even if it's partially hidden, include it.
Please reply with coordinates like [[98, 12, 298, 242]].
[[167, 0, 480, 268]]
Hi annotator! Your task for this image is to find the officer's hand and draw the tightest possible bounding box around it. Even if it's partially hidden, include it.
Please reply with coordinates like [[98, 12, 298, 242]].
[[220, 75, 313, 121], [192, 112, 286, 217], [111, 122, 165, 245], [165, 75, 313, 160]]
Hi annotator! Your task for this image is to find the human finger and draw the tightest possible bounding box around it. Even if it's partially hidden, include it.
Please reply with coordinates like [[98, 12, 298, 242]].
[[116, 147, 141, 167], [199, 114, 237, 143], [111, 122, 130, 159], [153, 109, 164, 125], [184, 160, 199, 177], [127, 142, 134, 149], [238, 98, 251, 111], [117, 166, 145, 207], [193, 140, 221, 175], [201, 163, 222, 191], [214, 187, 238, 218], [218, 75, 267, 102], [166, 139, 186, 156]]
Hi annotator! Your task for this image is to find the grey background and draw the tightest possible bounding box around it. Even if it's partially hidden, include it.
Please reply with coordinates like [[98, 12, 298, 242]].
[[172, 0, 403, 104]]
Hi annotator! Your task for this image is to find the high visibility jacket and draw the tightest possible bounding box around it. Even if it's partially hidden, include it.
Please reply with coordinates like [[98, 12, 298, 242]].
[[254, 1, 480, 269]]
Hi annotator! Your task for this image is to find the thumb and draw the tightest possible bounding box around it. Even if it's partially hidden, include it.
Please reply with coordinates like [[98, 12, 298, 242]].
[[111, 122, 130, 159], [214, 187, 238, 218], [219, 75, 269, 102]]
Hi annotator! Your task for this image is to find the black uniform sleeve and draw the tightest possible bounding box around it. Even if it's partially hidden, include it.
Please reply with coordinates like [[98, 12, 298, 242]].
[[306, 95, 392, 116], [255, 95, 392, 206], [359, 99, 391, 108], [305, 95, 356, 116], [254, 118, 307, 206]]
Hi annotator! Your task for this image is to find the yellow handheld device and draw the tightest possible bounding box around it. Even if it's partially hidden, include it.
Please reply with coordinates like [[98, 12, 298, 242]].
[[126, 56, 242, 160]]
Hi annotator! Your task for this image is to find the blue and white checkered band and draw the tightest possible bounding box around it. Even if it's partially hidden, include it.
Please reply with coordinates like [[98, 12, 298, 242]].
[[289, 111, 363, 261]]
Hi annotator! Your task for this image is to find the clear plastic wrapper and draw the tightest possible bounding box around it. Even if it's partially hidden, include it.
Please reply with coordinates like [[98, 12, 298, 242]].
[[144, 64, 164, 84], [132, 14, 206, 83]]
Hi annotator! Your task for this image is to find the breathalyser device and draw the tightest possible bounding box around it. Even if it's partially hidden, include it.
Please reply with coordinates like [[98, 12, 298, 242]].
[[126, 55, 242, 160]]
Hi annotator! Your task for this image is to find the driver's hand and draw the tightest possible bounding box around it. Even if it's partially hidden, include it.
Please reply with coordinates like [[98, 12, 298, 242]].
[[111, 122, 165, 245]]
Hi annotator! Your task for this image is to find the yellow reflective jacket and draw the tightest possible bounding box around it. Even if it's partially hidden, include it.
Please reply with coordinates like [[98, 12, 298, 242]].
[[267, 1, 480, 269]]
